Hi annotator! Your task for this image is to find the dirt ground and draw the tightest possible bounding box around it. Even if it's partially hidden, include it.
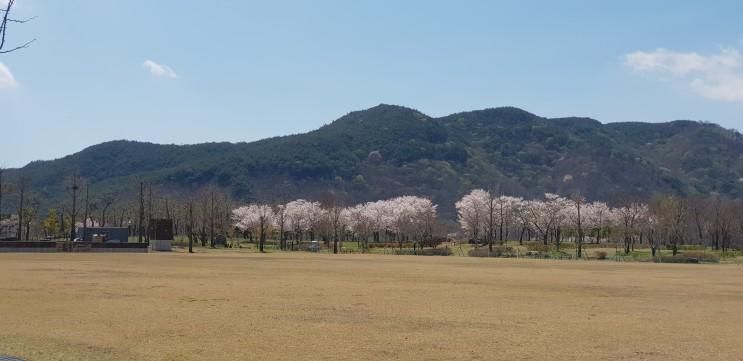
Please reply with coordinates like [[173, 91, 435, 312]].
[[1, 251, 742, 361]]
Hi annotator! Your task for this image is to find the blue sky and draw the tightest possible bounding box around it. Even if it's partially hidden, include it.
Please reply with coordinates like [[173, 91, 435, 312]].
[[2, 0, 742, 168]]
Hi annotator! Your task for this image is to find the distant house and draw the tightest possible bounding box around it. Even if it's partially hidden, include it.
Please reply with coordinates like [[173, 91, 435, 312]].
[[79, 227, 130, 243]]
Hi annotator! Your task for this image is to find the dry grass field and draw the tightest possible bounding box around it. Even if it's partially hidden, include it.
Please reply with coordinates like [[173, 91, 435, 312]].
[[1, 251, 742, 361]]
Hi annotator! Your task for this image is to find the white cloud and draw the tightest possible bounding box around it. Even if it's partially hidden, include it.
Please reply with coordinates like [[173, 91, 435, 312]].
[[624, 47, 743, 102], [143, 60, 177, 79], [0, 63, 18, 89]]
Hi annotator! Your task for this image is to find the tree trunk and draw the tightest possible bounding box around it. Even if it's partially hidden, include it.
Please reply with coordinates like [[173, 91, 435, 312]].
[[624, 236, 631, 255], [188, 202, 194, 253], [259, 227, 265, 253], [519, 227, 525, 245]]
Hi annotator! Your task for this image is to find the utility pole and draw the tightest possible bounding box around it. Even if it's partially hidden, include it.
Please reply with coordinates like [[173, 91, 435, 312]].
[[83, 183, 89, 241], [70, 180, 79, 242], [138, 182, 144, 243]]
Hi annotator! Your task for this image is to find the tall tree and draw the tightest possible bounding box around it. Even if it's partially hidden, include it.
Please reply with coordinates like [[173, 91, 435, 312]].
[[187, 200, 194, 253], [570, 194, 585, 258], [42, 209, 59, 238], [15, 175, 25, 240], [138, 182, 145, 242], [67, 176, 81, 242], [274, 204, 287, 250]]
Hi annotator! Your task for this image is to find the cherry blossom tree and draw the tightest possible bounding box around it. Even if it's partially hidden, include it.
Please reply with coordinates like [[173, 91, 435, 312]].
[[584, 201, 612, 244], [455, 190, 488, 243], [232, 204, 274, 253], [522, 193, 570, 249], [346, 203, 373, 251], [285, 199, 323, 249], [494, 195, 522, 245], [343, 196, 438, 252]]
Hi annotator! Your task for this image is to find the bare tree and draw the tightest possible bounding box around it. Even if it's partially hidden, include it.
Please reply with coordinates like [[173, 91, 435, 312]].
[[15, 174, 25, 240], [22, 195, 38, 240], [99, 193, 116, 226], [0, 0, 36, 54], [325, 195, 345, 255], [187, 200, 194, 253], [485, 191, 496, 253], [138, 182, 145, 242], [653, 196, 687, 256]]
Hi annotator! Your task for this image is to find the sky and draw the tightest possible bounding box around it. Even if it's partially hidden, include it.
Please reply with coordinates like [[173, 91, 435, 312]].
[[1, 0, 743, 168]]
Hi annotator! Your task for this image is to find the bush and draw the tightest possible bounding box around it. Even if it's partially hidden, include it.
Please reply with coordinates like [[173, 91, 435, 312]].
[[468, 246, 516, 258], [595, 251, 608, 260], [418, 247, 452, 256], [557, 242, 576, 249], [548, 251, 574, 260], [368, 242, 415, 249], [526, 243, 552, 253]]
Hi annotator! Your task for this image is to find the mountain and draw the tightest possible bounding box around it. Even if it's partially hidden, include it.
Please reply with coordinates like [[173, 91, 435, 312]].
[[5, 104, 743, 219]]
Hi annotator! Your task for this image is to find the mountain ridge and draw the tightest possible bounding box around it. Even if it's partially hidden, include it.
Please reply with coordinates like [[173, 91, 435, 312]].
[[4, 105, 743, 219]]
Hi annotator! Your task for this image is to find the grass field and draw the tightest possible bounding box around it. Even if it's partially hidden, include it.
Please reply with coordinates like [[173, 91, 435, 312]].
[[1, 251, 742, 360]]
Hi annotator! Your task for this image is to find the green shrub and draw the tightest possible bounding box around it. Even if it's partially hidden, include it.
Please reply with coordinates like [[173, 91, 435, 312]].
[[419, 247, 452, 256], [526, 243, 552, 253], [468, 246, 516, 258], [548, 251, 574, 260]]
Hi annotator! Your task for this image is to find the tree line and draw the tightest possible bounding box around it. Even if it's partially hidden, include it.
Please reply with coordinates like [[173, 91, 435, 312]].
[[232, 195, 440, 253], [2, 169, 743, 258], [455, 189, 743, 257]]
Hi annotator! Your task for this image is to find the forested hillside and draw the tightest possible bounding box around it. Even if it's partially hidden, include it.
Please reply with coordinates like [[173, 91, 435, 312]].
[[5, 104, 743, 219]]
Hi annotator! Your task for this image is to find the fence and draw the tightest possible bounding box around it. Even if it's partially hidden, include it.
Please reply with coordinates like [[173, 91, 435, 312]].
[[0, 241, 150, 253]]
